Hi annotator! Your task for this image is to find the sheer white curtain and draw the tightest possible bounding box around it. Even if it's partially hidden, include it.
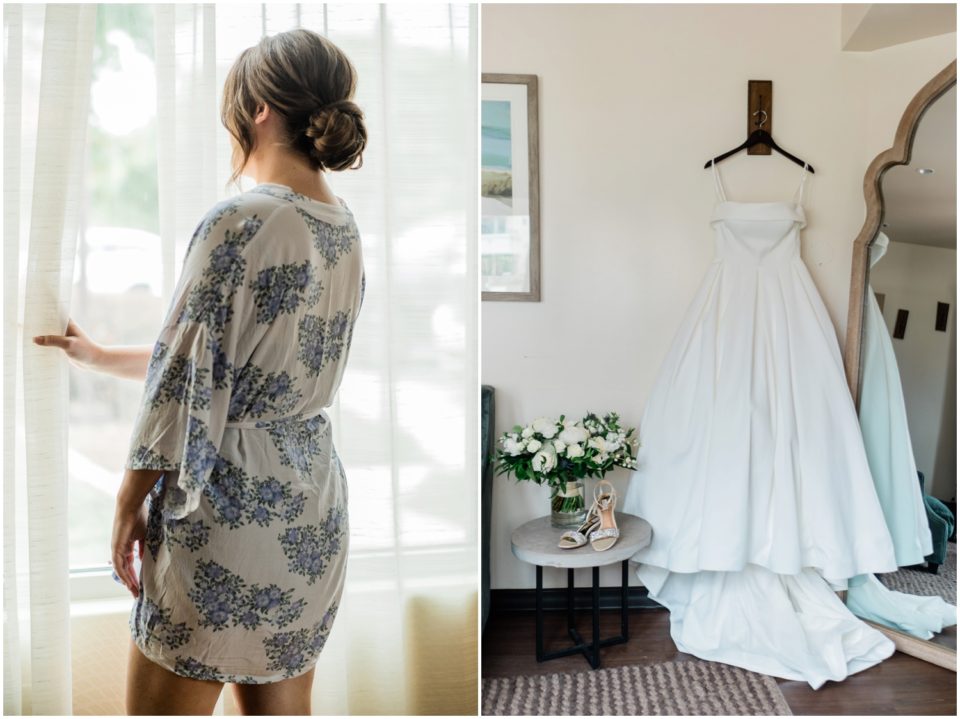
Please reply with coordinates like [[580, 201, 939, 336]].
[[6, 3, 477, 716], [4, 4, 97, 715]]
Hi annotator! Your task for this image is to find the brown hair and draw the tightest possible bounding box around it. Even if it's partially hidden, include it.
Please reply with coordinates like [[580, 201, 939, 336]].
[[221, 28, 367, 185]]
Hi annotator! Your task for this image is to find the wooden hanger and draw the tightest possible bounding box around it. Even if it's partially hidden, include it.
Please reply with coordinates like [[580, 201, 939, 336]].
[[703, 109, 815, 172]]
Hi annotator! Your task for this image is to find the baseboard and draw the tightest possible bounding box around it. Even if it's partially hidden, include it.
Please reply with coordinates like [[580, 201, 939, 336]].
[[490, 587, 663, 613]]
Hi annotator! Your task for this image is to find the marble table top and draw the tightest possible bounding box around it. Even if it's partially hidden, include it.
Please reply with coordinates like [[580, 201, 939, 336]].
[[510, 513, 652, 569]]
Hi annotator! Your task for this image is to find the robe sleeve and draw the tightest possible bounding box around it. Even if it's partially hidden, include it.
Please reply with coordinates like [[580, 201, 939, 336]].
[[124, 199, 269, 521]]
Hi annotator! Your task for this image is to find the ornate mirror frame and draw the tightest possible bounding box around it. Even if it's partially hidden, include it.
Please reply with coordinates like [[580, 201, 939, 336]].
[[842, 59, 957, 671]]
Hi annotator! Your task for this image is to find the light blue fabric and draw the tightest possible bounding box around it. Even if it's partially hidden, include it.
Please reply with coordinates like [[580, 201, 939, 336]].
[[857, 233, 932, 566], [847, 232, 956, 639], [846, 573, 956, 639]]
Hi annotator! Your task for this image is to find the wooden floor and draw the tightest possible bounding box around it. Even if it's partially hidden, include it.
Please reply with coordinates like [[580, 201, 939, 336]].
[[482, 608, 958, 716]]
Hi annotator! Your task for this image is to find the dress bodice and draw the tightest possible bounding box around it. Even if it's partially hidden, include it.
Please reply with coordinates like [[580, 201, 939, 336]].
[[710, 200, 806, 267], [869, 231, 890, 269], [707, 160, 811, 268]]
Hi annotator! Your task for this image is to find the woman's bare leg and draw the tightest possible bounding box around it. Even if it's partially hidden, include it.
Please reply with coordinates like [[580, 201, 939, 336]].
[[231, 666, 315, 716], [126, 637, 224, 715]]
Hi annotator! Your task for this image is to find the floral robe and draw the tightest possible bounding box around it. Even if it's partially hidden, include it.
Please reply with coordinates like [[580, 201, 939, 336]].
[[125, 183, 364, 683]]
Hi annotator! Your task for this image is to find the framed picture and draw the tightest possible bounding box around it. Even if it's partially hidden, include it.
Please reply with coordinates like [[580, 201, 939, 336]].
[[481, 73, 540, 302]]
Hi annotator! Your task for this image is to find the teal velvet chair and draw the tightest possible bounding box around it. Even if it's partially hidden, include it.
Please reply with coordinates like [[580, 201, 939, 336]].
[[918, 471, 955, 573]]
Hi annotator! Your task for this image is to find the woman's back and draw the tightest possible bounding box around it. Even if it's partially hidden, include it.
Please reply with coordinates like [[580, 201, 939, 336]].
[[125, 184, 365, 683], [213, 183, 364, 424]]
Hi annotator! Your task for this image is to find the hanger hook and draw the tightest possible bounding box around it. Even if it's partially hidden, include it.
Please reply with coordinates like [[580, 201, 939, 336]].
[[753, 108, 768, 129]]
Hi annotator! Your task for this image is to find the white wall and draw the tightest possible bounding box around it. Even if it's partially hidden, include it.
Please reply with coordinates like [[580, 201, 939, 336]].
[[871, 241, 957, 502], [481, 3, 957, 589]]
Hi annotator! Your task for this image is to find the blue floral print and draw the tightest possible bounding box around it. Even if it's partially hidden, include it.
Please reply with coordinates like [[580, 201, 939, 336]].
[[173, 657, 229, 682], [189, 559, 306, 632], [228, 365, 302, 421], [178, 216, 265, 336], [204, 461, 252, 530], [249, 476, 308, 527], [297, 309, 354, 378], [130, 595, 193, 650], [143, 341, 212, 412], [296, 207, 357, 269], [207, 334, 233, 390], [266, 413, 328, 481], [277, 505, 347, 585], [128, 445, 175, 473], [203, 454, 308, 530], [185, 198, 242, 257], [177, 415, 221, 500], [166, 516, 212, 552], [250, 260, 324, 323], [262, 603, 339, 678]]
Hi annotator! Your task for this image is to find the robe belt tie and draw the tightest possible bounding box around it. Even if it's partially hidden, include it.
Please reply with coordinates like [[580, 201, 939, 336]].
[[223, 406, 330, 430]]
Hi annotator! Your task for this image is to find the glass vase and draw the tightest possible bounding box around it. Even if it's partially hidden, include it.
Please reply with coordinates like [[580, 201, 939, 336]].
[[550, 479, 587, 528]]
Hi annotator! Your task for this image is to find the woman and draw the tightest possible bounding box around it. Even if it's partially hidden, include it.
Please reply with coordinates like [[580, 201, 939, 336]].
[[34, 29, 366, 714]]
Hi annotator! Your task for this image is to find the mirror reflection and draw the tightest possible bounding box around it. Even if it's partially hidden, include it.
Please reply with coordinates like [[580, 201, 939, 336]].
[[859, 84, 957, 649]]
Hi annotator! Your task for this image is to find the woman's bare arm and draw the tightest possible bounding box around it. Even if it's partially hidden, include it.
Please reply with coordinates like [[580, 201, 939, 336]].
[[33, 318, 153, 381]]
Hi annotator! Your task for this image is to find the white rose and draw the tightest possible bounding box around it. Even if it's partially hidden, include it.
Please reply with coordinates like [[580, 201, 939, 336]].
[[566, 443, 585, 459], [532, 417, 559, 439], [526, 439, 542, 453], [521, 426, 535, 439], [595, 452, 609, 465], [588, 436, 606, 452], [553, 439, 566, 453], [531, 444, 557, 473], [559, 426, 589, 445], [502, 438, 525, 456]]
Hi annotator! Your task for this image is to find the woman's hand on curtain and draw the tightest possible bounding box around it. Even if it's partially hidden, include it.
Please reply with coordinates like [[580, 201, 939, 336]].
[[112, 468, 161, 597], [33, 318, 153, 381]]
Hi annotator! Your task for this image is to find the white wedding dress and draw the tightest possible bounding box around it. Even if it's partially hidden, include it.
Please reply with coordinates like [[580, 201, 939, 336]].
[[844, 231, 956, 639], [623, 161, 900, 690]]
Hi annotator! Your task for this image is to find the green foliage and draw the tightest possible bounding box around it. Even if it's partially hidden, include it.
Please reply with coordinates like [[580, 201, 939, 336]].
[[94, 4, 154, 67], [87, 123, 159, 232], [87, 3, 159, 233]]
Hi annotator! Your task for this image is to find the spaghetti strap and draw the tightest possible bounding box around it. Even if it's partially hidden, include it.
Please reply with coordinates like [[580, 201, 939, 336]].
[[793, 161, 809, 206], [711, 159, 728, 203]]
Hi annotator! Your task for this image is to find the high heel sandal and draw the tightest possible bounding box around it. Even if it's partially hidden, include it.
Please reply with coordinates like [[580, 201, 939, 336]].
[[590, 480, 620, 551], [558, 495, 601, 550]]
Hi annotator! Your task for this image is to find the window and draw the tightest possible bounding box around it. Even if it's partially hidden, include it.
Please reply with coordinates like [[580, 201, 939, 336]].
[[68, 4, 159, 575]]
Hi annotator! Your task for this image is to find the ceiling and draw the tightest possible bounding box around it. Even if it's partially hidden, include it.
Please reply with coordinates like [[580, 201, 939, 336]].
[[842, 3, 956, 51], [882, 84, 957, 250]]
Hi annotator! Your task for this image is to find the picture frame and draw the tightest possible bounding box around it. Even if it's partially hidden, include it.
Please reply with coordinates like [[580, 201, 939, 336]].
[[481, 73, 541, 302]]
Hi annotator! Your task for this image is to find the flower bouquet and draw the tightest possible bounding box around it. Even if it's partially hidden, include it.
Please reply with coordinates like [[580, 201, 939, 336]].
[[495, 412, 639, 527]]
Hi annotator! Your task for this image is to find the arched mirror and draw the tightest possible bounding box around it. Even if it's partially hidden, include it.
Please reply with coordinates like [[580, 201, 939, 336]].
[[844, 60, 957, 670]]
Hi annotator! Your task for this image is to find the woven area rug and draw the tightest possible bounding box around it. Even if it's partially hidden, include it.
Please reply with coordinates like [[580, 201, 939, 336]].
[[879, 542, 957, 605], [481, 659, 793, 716]]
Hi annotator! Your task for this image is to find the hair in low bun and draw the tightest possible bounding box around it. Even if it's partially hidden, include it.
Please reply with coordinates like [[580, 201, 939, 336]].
[[221, 28, 367, 185], [305, 99, 367, 172]]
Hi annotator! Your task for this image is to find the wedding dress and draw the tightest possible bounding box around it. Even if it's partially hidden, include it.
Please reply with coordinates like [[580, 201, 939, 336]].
[[623, 160, 900, 690], [844, 230, 956, 639]]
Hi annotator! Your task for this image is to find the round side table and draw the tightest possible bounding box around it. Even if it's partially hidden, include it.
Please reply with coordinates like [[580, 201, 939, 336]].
[[510, 512, 652, 669]]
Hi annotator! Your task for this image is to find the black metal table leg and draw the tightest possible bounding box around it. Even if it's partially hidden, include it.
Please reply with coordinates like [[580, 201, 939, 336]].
[[621, 559, 629, 640], [535, 564, 544, 662], [534, 561, 631, 669], [591, 565, 601, 668]]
